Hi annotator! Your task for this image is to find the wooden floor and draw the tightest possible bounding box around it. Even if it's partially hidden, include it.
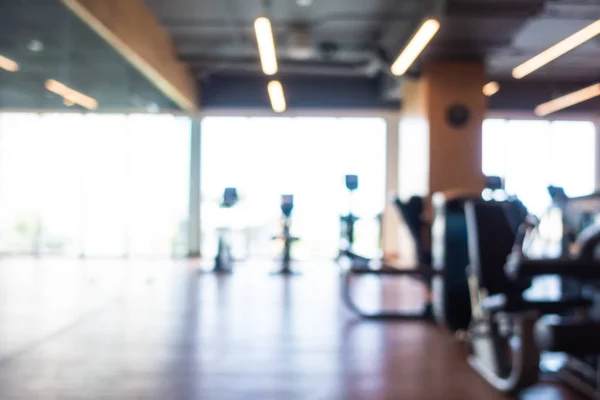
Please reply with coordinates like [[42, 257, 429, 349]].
[[0, 258, 584, 399]]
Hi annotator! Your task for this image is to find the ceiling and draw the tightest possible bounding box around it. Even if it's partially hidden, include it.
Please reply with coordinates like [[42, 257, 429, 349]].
[[143, 0, 600, 111], [0, 0, 178, 111], [2, 0, 600, 112]]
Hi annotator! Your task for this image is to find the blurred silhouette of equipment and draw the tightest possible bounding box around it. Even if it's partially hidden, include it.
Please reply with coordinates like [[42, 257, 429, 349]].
[[271, 194, 301, 275]]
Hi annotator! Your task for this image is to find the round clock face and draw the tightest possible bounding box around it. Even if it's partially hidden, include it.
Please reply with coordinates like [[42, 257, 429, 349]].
[[446, 104, 470, 128]]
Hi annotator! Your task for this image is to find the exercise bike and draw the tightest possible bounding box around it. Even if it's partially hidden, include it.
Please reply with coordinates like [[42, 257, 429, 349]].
[[212, 187, 238, 274], [339, 173, 436, 320], [338, 174, 361, 264], [271, 194, 300, 275], [464, 199, 600, 395]]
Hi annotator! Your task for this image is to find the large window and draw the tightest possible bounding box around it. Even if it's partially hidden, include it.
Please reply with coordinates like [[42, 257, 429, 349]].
[[201, 117, 387, 260], [0, 113, 191, 257], [482, 119, 596, 215]]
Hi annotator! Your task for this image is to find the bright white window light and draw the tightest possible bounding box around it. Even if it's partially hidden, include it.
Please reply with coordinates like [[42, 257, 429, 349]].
[[534, 83, 600, 117], [268, 80, 286, 113], [254, 17, 278, 75], [391, 19, 440, 76], [513, 19, 600, 79], [0, 55, 19, 72], [483, 82, 500, 97], [45, 79, 98, 110]]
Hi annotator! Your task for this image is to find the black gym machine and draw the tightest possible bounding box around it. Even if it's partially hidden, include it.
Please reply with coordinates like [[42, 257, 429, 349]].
[[271, 194, 301, 275], [464, 198, 600, 396], [204, 187, 239, 274], [339, 175, 525, 336], [338, 174, 438, 320]]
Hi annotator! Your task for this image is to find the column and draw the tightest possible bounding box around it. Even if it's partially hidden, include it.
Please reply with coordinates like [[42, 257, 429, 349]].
[[398, 60, 486, 203], [188, 117, 202, 258], [382, 115, 400, 260], [397, 60, 487, 264]]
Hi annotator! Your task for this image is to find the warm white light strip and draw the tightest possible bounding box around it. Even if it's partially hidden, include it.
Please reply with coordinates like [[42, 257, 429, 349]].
[[483, 81, 500, 97], [45, 79, 98, 110], [0, 55, 19, 72], [534, 83, 600, 117], [513, 19, 600, 79], [391, 19, 440, 76], [254, 17, 278, 75], [268, 80, 286, 113]]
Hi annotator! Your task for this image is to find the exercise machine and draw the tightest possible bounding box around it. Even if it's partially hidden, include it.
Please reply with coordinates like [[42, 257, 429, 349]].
[[271, 194, 300, 275], [537, 189, 600, 397], [211, 187, 238, 273], [340, 189, 436, 320], [338, 174, 360, 262], [465, 199, 600, 395]]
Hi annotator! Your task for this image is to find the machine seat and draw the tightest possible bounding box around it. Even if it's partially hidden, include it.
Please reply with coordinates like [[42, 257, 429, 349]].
[[535, 316, 600, 354]]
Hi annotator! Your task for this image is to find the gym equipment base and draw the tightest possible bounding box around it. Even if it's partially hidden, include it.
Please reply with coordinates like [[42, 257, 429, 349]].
[[199, 267, 233, 274], [341, 266, 434, 319], [270, 269, 302, 276]]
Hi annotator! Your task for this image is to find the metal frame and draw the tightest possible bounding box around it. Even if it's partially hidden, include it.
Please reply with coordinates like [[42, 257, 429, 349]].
[[340, 261, 434, 319]]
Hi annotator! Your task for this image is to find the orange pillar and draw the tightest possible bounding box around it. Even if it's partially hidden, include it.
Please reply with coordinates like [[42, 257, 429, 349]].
[[399, 60, 486, 201], [397, 60, 487, 263]]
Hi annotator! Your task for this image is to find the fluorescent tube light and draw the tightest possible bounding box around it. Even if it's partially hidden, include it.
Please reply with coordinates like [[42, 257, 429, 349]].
[[513, 20, 600, 79], [255, 17, 278, 75], [483, 82, 500, 97], [268, 80, 286, 113], [534, 83, 600, 117], [0, 55, 19, 72], [391, 19, 440, 76], [45, 79, 98, 110]]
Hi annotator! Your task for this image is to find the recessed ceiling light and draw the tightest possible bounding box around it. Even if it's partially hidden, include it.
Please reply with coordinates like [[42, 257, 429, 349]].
[[27, 40, 44, 53], [297, 0, 313, 6]]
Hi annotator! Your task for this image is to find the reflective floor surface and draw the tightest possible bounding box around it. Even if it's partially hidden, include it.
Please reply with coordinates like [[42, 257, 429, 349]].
[[0, 259, 583, 399]]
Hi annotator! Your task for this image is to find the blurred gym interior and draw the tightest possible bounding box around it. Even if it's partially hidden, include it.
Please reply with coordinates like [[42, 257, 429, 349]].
[[1, 0, 600, 398]]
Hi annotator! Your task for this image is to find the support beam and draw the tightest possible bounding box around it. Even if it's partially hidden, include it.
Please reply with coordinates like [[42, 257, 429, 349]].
[[382, 115, 400, 260], [62, 0, 197, 111], [188, 118, 202, 258]]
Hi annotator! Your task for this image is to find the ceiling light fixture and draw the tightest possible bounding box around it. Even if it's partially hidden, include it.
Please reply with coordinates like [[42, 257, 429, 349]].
[[534, 83, 600, 117], [391, 19, 440, 76], [45, 79, 98, 110], [268, 80, 286, 113], [0, 55, 19, 72], [513, 19, 600, 79], [27, 40, 44, 53], [254, 17, 278, 75], [483, 81, 500, 97]]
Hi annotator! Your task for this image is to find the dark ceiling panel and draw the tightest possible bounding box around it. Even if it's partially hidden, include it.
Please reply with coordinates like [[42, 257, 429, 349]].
[[0, 0, 179, 111], [200, 74, 399, 110]]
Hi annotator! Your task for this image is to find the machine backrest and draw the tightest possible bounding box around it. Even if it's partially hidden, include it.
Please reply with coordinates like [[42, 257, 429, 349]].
[[393, 196, 430, 264], [465, 201, 524, 295]]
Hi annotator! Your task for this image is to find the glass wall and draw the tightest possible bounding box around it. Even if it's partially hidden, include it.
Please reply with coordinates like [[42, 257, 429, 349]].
[[482, 119, 596, 215], [0, 113, 191, 257], [201, 117, 387, 260]]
